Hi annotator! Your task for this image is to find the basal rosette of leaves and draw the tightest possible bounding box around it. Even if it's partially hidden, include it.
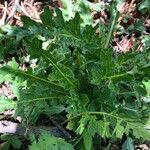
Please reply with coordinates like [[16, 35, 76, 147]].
[[0, 6, 150, 149]]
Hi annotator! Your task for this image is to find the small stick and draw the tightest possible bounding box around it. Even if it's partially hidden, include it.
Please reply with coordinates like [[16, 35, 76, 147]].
[[50, 117, 72, 139], [0, 120, 70, 139]]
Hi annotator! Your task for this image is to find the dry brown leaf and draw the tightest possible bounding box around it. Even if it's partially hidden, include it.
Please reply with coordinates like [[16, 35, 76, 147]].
[[117, 2, 130, 14], [115, 36, 135, 53]]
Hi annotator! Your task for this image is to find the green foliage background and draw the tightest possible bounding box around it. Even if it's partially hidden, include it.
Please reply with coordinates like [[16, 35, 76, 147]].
[[0, 0, 150, 149]]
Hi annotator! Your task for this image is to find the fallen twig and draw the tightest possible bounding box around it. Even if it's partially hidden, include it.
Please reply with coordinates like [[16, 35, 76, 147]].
[[50, 117, 72, 139], [0, 120, 71, 139]]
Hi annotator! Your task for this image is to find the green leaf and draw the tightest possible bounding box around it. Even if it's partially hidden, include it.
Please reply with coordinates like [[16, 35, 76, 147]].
[[134, 84, 147, 96], [87, 116, 98, 137], [125, 123, 150, 140], [29, 132, 74, 150], [83, 130, 92, 150], [113, 120, 124, 138], [0, 142, 10, 150], [98, 119, 110, 138], [27, 38, 78, 90], [142, 35, 150, 48], [0, 6, 150, 148], [47, 62, 77, 90], [134, 20, 145, 32], [55, 8, 65, 28], [0, 45, 4, 61], [40, 6, 53, 29], [10, 136, 22, 149], [0, 98, 16, 113], [43, 105, 65, 115], [0, 66, 64, 90], [0, 135, 21, 149], [21, 16, 41, 27], [76, 114, 90, 135], [138, 0, 150, 12], [143, 80, 150, 96]]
